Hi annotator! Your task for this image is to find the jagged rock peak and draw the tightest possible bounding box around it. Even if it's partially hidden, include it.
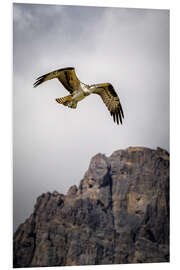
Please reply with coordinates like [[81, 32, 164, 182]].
[[13, 147, 169, 267]]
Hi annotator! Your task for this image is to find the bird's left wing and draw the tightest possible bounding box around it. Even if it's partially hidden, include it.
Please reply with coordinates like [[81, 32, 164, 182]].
[[33, 67, 80, 94], [91, 83, 124, 125]]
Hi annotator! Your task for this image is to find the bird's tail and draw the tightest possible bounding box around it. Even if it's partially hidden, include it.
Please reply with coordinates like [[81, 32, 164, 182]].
[[55, 95, 72, 105]]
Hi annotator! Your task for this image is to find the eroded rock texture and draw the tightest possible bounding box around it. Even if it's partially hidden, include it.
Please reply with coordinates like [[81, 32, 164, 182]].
[[13, 147, 169, 267]]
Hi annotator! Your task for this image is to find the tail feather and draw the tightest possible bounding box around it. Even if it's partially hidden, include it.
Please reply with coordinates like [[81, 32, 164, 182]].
[[56, 95, 72, 105]]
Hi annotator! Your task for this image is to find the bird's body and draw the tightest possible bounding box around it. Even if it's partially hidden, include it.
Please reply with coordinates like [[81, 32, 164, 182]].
[[55, 82, 91, 109], [72, 83, 90, 102], [33, 67, 124, 124]]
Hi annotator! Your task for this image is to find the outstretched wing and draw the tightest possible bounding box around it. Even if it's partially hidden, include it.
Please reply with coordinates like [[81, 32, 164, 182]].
[[33, 67, 80, 94], [91, 83, 124, 125]]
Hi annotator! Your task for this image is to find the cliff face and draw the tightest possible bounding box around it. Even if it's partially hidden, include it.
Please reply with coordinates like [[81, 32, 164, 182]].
[[13, 147, 169, 267]]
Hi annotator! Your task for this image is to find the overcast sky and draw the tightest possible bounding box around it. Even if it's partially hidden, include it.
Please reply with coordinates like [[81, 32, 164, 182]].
[[13, 3, 169, 231]]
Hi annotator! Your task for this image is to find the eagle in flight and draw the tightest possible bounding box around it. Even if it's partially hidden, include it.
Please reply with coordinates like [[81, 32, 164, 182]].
[[33, 67, 124, 124]]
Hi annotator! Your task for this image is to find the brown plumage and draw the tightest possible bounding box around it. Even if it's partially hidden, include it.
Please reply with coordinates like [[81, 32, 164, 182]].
[[91, 83, 124, 125]]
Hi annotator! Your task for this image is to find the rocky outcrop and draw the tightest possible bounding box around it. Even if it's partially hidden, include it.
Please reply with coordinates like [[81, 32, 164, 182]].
[[13, 147, 169, 267]]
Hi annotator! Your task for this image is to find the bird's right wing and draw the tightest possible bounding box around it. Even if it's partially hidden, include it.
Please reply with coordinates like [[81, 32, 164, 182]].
[[33, 67, 80, 94], [91, 83, 124, 125]]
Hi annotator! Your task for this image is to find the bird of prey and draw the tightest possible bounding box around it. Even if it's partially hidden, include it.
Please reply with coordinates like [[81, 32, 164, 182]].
[[33, 67, 124, 124]]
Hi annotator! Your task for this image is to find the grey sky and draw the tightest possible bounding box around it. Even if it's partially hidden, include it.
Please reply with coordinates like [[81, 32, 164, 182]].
[[13, 3, 169, 231]]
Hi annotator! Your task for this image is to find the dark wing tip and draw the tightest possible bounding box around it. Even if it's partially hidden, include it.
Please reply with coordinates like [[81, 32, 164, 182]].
[[118, 107, 122, 124], [113, 113, 116, 123], [33, 75, 46, 88], [108, 84, 124, 123], [115, 111, 119, 125], [111, 106, 123, 125], [120, 103, 124, 119]]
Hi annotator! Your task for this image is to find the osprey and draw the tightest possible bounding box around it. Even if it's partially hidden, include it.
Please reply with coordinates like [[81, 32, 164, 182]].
[[33, 67, 124, 124]]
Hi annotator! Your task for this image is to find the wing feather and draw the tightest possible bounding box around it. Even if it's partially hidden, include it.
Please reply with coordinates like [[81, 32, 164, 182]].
[[92, 83, 124, 125], [33, 67, 80, 94]]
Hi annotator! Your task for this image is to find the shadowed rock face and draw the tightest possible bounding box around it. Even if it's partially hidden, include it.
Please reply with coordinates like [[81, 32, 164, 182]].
[[13, 147, 169, 267]]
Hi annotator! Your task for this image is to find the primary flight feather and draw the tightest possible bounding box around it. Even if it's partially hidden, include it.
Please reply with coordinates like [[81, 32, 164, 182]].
[[33, 67, 124, 124]]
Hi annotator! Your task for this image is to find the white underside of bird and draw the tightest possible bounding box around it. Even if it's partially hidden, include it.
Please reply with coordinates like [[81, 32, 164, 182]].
[[33, 67, 124, 124], [62, 83, 98, 109]]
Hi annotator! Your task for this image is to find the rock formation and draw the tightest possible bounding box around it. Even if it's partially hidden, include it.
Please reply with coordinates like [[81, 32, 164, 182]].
[[13, 147, 169, 267]]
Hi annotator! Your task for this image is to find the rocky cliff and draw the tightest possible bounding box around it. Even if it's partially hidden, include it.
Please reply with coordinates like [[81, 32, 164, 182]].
[[13, 147, 169, 267]]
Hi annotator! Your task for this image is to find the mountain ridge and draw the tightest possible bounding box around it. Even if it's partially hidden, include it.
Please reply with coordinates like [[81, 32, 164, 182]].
[[13, 146, 169, 267]]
